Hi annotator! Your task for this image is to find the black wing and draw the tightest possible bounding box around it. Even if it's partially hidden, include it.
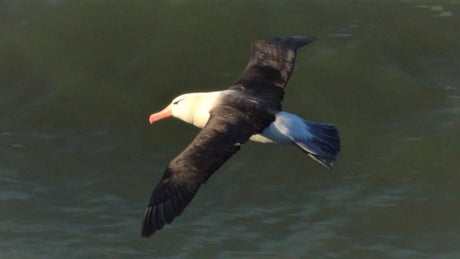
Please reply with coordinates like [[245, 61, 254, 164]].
[[232, 36, 315, 110], [142, 101, 274, 237]]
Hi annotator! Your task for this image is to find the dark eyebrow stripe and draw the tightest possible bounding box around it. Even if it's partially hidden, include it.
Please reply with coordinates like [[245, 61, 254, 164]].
[[173, 98, 184, 105]]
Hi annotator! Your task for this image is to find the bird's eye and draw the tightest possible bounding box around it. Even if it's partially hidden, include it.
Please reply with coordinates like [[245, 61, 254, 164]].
[[173, 98, 184, 105]]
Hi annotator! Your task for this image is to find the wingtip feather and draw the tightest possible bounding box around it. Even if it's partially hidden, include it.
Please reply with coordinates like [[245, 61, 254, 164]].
[[141, 183, 200, 237], [266, 35, 316, 49], [141, 207, 155, 238]]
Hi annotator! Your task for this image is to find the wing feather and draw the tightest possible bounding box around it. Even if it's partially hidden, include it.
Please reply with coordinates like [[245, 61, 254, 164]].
[[232, 36, 315, 110], [141, 102, 274, 237]]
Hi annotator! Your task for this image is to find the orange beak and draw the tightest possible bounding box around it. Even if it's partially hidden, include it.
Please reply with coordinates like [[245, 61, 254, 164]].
[[149, 104, 172, 124]]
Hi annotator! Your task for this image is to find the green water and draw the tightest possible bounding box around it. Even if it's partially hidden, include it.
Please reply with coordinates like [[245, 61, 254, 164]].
[[1, 0, 459, 258]]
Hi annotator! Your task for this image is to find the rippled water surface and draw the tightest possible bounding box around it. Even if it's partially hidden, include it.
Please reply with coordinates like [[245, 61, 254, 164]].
[[1, 0, 459, 258]]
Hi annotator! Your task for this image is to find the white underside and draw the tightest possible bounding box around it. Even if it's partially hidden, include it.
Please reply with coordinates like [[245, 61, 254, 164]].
[[250, 111, 312, 144]]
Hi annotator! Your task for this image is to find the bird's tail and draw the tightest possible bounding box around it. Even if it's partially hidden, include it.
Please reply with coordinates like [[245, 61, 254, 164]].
[[294, 120, 340, 169]]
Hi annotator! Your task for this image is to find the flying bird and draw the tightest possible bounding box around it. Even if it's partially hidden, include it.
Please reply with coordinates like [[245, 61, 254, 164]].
[[142, 36, 340, 237]]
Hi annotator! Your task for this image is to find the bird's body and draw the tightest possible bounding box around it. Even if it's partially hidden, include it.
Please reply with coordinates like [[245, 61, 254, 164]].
[[142, 36, 341, 237], [159, 90, 312, 144]]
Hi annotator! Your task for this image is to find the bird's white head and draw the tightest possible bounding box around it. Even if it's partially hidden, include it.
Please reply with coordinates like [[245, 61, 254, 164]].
[[149, 93, 200, 125]]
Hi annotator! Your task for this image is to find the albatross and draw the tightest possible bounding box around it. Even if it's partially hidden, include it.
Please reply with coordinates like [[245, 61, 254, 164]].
[[142, 36, 340, 237]]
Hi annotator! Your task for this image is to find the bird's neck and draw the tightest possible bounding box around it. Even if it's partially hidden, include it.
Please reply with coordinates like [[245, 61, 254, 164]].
[[177, 91, 226, 129]]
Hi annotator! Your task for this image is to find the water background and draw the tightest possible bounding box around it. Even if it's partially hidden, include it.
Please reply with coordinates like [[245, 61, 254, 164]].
[[1, 0, 459, 258]]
